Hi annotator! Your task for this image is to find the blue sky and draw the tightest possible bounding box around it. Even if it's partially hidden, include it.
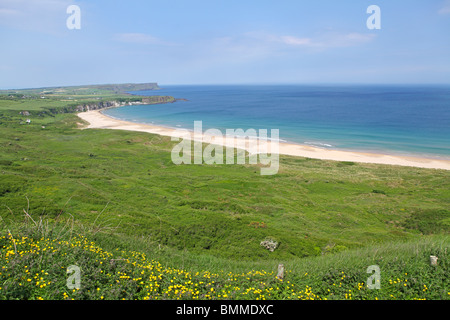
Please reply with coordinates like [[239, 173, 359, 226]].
[[1, 0, 450, 88]]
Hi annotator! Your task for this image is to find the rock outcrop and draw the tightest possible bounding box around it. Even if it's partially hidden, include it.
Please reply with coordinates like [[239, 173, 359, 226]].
[[74, 100, 129, 112], [43, 96, 176, 115], [260, 238, 278, 252]]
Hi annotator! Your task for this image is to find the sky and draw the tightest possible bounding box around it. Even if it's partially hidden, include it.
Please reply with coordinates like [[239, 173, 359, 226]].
[[1, 0, 450, 88]]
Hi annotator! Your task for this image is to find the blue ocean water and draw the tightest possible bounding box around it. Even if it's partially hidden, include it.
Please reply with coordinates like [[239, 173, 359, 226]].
[[102, 85, 450, 159]]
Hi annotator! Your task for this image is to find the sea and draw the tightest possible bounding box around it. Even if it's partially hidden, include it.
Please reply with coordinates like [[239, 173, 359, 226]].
[[102, 85, 450, 159]]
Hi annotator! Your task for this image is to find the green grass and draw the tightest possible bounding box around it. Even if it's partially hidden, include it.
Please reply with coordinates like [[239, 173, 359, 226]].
[[0, 88, 449, 300], [1, 220, 448, 300], [1, 111, 448, 261]]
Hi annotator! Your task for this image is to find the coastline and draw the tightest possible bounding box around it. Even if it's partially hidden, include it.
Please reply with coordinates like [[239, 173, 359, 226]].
[[77, 110, 450, 170]]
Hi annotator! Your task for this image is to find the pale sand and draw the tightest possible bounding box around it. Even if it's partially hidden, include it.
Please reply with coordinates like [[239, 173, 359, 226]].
[[77, 110, 450, 170]]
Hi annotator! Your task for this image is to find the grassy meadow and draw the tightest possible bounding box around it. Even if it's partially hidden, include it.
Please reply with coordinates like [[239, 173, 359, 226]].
[[0, 87, 449, 300]]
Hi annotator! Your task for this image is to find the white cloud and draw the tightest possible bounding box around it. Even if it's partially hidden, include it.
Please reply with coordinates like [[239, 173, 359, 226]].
[[188, 30, 377, 69], [280, 36, 313, 46], [438, 0, 450, 14], [0, 7, 20, 15], [242, 32, 314, 47], [243, 31, 376, 49], [333, 33, 376, 46], [113, 33, 177, 46], [0, 0, 73, 33], [114, 33, 160, 44]]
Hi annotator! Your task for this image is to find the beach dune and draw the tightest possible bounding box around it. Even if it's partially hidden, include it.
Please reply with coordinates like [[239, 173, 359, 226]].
[[77, 110, 450, 171]]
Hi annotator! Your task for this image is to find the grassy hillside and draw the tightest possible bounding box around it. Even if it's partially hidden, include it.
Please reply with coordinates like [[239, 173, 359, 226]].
[[1, 112, 448, 261], [0, 82, 168, 114], [1, 220, 448, 300], [0, 82, 160, 96], [0, 87, 449, 300]]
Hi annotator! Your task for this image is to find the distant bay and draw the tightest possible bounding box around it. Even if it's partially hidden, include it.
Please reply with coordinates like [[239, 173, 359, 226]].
[[101, 85, 450, 159]]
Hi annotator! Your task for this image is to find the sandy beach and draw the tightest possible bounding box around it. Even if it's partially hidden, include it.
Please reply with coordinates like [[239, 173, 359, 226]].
[[77, 110, 450, 170]]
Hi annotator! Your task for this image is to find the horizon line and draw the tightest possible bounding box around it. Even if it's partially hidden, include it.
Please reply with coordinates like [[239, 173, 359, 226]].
[[3, 82, 450, 91]]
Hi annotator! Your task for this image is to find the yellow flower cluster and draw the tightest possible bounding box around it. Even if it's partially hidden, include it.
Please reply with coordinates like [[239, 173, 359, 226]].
[[0, 233, 323, 300], [0, 233, 441, 301]]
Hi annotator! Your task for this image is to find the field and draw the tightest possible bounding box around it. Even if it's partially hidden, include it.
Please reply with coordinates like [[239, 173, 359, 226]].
[[0, 86, 448, 300]]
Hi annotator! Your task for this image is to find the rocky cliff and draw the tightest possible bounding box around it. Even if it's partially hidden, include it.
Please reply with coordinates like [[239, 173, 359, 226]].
[[74, 100, 133, 112], [43, 96, 176, 115]]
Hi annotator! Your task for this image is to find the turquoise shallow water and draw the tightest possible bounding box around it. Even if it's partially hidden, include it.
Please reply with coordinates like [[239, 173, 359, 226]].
[[102, 85, 450, 159]]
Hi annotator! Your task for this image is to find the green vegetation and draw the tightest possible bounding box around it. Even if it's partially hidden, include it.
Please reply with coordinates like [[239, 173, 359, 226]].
[[0, 82, 172, 115], [0, 82, 160, 96], [1, 220, 448, 300], [0, 85, 449, 300]]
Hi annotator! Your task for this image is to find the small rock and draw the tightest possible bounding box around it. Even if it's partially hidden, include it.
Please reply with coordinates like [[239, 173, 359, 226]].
[[430, 255, 438, 266], [260, 238, 278, 252]]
